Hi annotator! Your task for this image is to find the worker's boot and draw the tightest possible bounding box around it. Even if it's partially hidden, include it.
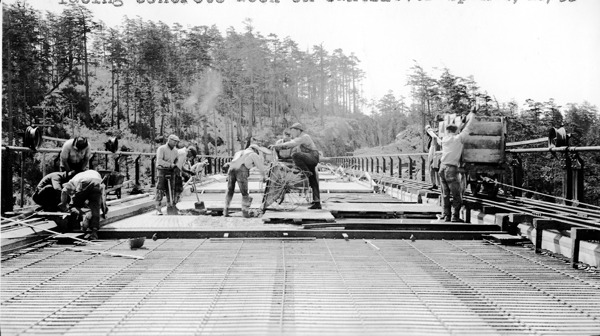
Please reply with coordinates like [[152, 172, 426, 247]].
[[242, 196, 253, 218], [155, 201, 163, 215], [89, 228, 99, 241], [223, 195, 233, 217]]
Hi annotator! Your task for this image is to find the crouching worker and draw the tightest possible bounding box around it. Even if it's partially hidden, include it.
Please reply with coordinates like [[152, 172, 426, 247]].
[[224, 144, 266, 218], [33, 171, 75, 212], [59, 170, 106, 240]]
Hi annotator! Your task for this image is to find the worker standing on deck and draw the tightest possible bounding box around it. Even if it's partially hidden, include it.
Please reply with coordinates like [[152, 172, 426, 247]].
[[155, 134, 180, 215], [60, 137, 91, 174], [425, 125, 442, 190], [58, 170, 106, 240], [33, 171, 75, 212], [426, 110, 476, 222], [174, 144, 198, 203], [224, 144, 266, 218], [271, 123, 322, 209]]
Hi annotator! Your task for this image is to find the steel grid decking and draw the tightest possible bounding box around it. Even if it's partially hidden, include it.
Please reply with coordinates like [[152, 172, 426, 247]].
[[2, 239, 600, 335]]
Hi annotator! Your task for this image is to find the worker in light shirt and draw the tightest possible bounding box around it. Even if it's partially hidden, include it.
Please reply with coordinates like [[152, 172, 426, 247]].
[[59, 169, 106, 240], [224, 144, 266, 217], [155, 134, 180, 215], [425, 110, 476, 223]]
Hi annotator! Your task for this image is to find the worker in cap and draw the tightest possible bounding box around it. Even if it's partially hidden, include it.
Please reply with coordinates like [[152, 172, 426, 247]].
[[155, 134, 180, 215], [223, 144, 266, 217], [271, 122, 322, 209], [60, 136, 91, 174], [58, 169, 107, 240], [426, 109, 477, 222], [174, 143, 201, 203], [33, 171, 76, 213]]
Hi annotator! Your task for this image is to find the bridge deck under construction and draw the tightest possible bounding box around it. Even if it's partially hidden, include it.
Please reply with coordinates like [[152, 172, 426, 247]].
[[2, 171, 600, 335]]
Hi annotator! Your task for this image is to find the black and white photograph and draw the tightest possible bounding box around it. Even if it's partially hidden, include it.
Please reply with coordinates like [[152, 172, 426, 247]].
[[2, 0, 600, 334]]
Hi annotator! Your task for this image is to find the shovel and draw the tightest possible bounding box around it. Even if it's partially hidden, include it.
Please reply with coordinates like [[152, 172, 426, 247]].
[[166, 175, 178, 215], [192, 174, 205, 211]]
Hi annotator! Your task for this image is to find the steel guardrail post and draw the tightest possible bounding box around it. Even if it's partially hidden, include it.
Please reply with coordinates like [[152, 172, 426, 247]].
[[408, 157, 413, 180], [151, 156, 156, 187], [398, 156, 402, 178], [20, 151, 25, 207], [382, 157, 386, 174], [2, 147, 14, 213], [575, 153, 584, 203], [389, 157, 393, 177], [564, 153, 573, 206], [135, 156, 141, 186], [421, 156, 426, 181]]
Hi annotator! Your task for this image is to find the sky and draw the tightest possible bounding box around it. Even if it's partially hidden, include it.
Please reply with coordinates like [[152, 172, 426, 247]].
[[5, 0, 600, 111]]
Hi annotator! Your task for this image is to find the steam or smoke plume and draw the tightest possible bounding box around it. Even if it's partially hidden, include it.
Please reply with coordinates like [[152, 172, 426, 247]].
[[184, 69, 223, 114]]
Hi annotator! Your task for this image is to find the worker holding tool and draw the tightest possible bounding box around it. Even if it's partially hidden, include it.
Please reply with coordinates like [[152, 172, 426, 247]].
[[155, 134, 180, 215], [33, 171, 76, 212], [224, 144, 267, 218], [58, 169, 106, 240], [174, 143, 198, 203], [60, 136, 92, 174]]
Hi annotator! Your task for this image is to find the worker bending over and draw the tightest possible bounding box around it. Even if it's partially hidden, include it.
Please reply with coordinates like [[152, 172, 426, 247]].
[[224, 144, 266, 217], [59, 170, 106, 240]]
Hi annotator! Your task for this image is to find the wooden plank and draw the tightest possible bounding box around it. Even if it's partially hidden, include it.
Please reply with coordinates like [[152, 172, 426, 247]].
[[325, 203, 441, 214], [468, 122, 504, 136], [462, 149, 504, 163], [321, 193, 412, 203], [303, 221, 500, 231], [473, 116, 504, 123], [463, 135, 503, 149], [482, 233, 529, 245], [262, 209, 335, 223]]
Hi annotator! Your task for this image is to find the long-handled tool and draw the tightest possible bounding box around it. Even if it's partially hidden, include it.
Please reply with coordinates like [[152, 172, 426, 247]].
[[166, 174, 178, 215], [1, 216, 100, 246], [192, 174, 206, 211]]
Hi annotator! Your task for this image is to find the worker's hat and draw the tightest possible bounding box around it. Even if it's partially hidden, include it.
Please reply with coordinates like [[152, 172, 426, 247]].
[[289, 123, 304, 132]]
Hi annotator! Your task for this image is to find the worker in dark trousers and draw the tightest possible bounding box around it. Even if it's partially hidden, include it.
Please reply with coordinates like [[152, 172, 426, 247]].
[[155, 134, 180, 215], [33, 171, 75, 212], [271, 123, 322, 209], [59, 170, 105, 240], [224, 145, 266, 217], [426, 110, 476, 222]]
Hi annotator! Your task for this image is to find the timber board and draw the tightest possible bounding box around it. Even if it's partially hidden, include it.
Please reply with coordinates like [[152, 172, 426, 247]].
[[303, 220, 500, 231], [325, 202, 441, 214], [321, 193, 413, 203], [262, 209, 335, 224]]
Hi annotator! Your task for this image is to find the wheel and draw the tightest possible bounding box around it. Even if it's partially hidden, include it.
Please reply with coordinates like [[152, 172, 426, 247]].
[[262, 164, 310, 211]]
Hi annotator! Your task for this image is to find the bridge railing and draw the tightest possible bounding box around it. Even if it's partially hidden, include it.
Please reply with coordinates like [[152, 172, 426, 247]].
[[327, 146, 600, 205], [1, 145, 231, 212], [326, 153, 429, 181]]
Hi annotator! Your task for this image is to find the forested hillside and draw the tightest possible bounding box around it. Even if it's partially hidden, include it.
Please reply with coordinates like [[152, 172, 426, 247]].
[[3, 2, 600, 205]]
